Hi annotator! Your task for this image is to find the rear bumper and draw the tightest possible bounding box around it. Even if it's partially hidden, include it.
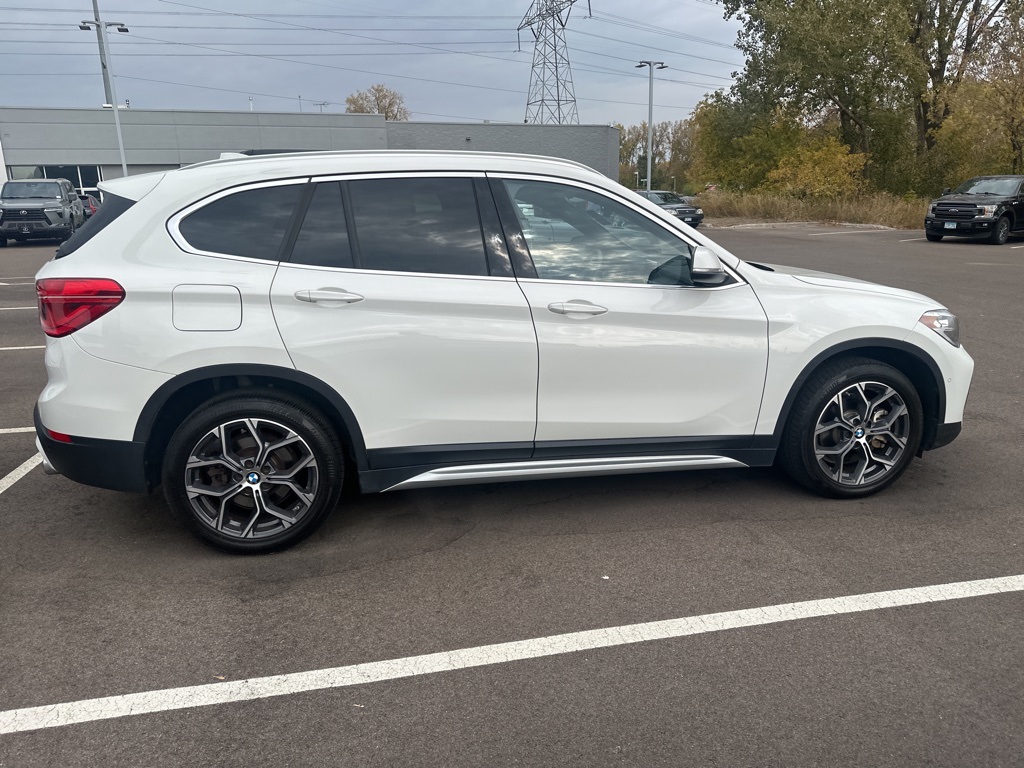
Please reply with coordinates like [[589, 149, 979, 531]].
[[34, 405, 150, 493]]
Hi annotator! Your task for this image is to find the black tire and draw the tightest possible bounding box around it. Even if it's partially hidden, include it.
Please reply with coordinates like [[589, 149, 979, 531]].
[[779, 357, 923, 498], [925, 232, 943, 242], [162, 391, 345, 553], [60, 222, 75, 243], [987, 215, 1011, 245], [0, 237, 7, 248]]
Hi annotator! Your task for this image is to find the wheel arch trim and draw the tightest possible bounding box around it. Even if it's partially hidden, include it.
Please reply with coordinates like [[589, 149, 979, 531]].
[[758, 338, 947, 451], [133, 364, 368, 473]]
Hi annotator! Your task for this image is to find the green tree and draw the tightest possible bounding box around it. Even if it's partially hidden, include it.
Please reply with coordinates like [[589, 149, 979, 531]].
[[766, 136, 867, 197]]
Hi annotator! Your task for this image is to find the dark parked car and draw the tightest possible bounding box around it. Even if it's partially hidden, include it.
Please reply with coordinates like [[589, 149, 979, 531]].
[[925, 175, 1024, 244], [636, 190, 704, 227]]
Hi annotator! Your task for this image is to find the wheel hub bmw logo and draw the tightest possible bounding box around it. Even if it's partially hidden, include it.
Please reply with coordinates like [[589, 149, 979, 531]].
[[246, 471, 261, 484], [854, 428, 866, 438]]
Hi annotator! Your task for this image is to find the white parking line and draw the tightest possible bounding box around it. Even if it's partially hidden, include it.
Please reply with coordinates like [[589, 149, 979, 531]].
[[1, 572, 1021, 735], [0, 427, 34, 434], [1010, 245, 1024, 249], [0, 453, 41, 497], [0, 346, 44, 351], [0, 306, 35, 311], [0, 282, 36, 286], [899, 237, 927, 242], [806, 230, 893, 236]]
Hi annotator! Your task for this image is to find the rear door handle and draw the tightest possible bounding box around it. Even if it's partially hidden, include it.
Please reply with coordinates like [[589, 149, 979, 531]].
[[294, 288, 364, 305], [547, 300, 608, 316]]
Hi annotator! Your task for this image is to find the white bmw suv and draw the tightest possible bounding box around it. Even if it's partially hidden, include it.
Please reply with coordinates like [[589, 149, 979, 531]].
[[33, 151, 973, 552]]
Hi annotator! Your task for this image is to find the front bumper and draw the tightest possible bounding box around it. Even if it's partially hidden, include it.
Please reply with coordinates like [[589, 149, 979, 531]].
[[34, 405, 151, 493], [924, 216, 996, 237]]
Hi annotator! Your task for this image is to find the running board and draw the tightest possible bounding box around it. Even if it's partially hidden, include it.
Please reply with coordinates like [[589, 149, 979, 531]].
[[382, 455, 747, 492]]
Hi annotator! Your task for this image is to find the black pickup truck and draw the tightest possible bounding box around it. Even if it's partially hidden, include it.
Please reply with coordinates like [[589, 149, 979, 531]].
[[925, 175, 1024, 244]]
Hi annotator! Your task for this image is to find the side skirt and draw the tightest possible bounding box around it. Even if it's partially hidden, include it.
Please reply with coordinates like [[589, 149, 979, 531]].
[[357, 448, 777, 494]]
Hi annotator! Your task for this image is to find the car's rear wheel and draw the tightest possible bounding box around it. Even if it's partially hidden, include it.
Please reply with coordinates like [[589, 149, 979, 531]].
[[987, 215, 1011, 245], [779, 358, 923, 498], [925, 232, 943, 242], [162, 393, 344, 553], [0, 237, 7, 248]]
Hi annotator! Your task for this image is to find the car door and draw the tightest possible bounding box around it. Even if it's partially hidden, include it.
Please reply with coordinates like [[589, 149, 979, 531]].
[[491, 176, 768, 450], [270, 175, 538, 466]]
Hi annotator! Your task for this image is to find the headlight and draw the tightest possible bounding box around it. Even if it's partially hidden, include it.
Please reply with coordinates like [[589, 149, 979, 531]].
[[979, 205, 998, 217], [919, 309, 960, 347], [696, 208, 704, 214], [44, 207, 61, 212], [929, 204, 937, 215]]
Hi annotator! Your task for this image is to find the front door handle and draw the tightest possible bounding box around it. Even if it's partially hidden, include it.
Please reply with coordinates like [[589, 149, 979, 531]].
[[547, 300, 609, 316], [295, 288, 364, 305]]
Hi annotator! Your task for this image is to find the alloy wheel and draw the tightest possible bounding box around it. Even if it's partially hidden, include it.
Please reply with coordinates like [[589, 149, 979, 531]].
[[812, 381, 910, 487], [184, 417, 320, 539]]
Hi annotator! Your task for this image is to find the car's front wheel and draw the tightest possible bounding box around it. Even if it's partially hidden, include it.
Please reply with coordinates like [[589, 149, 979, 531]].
[[779, 358, 923, 498], [988, 215, 1011, 245], [162, 392, 345, 553], [925, 232, 943, 242]]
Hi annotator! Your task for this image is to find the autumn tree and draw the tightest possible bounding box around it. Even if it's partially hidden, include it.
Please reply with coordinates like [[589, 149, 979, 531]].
[[345, 83, 411, 121]]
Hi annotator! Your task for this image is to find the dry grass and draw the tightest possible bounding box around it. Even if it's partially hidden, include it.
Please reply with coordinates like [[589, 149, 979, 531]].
[[699, 191, 927, 229]]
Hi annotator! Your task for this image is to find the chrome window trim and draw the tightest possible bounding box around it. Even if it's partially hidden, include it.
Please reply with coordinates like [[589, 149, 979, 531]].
[[167, 177, 311, 260], [275, 261, 517, 282], [489, 172, 745, 288], [312, 171, 487, 183]]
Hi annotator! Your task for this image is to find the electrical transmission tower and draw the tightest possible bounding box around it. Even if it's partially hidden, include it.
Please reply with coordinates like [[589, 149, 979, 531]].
[[518, 0, 589, 124]]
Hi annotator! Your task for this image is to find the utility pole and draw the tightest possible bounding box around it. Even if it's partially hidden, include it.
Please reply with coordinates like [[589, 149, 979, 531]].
[[90, 0, 113, 106], [635, 60, 666, 193], [80, 8, 129, 178]]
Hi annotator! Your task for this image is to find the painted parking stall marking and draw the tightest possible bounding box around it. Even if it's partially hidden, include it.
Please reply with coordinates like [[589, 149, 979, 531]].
[[0, 454, 41, 496], [0, 346, 44, 351], [0, 427, 35, 434], [1, 573, 1022, 735], [0, 307, 36, 311]]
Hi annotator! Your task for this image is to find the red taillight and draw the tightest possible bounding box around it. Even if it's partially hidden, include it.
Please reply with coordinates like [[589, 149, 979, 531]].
[[36, 278, 125, 338]]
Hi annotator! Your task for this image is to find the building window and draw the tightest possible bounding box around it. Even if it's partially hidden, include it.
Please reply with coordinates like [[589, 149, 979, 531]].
[[6, 165, 102, 197]]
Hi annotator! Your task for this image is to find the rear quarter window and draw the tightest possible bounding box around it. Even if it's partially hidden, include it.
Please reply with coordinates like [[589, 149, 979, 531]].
[[177, 184, 304, 261]]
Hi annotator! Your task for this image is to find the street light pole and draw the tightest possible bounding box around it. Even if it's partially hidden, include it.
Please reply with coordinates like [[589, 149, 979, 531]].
[[80, 10, 129, 178], [635, 60, 667, 193]]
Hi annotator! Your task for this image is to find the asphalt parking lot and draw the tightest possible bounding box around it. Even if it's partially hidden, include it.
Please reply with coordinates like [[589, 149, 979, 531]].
[[1, 224, 1023, 767]]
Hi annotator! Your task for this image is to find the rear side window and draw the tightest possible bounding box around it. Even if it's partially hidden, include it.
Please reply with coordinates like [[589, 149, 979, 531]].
[[348, 177, 487, 276], [56, 193, 135, 259], [178, 184, 303, 261]]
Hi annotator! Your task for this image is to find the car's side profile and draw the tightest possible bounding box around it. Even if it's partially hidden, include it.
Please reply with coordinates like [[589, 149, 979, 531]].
[[33, 151, 973, 552]]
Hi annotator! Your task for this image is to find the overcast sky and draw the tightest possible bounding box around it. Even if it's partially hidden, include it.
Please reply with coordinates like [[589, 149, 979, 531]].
[[1, 0, 743, 126]]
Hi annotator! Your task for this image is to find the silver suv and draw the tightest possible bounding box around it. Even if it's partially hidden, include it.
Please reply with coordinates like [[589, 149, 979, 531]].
[[0, 178, 84, 246]]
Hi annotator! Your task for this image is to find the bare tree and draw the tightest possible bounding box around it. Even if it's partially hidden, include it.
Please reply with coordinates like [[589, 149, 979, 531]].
[[345, 83, 412, 121]]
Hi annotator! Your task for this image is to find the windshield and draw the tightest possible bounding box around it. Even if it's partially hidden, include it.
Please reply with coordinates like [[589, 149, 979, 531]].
[[1, 181, 62, 200], [953, 177, 1022, 196], [649, 191, 687, 205]]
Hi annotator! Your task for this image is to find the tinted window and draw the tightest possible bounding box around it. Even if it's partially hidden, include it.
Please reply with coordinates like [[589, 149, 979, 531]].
[[56, 193, 135, 259], [290, 182, 353, 268], [179, 184, 303, 260], [349, 178, 487, 276], [502, 180, 694, 285]]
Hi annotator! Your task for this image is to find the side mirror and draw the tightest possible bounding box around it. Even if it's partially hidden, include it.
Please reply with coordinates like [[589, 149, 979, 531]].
[[691, 245, 728, 285]]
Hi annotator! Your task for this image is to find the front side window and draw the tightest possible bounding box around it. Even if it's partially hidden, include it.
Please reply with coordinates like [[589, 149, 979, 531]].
[[502, 180, 695, 285], [178, 184, 303, 261], [348, 177, 488, 276]]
